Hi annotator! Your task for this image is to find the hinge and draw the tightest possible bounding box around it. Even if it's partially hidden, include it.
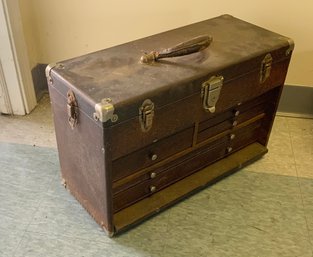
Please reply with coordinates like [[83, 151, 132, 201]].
[[139, 99, 154, 132], [260, 53, 272, 84], [93, 98, 118, 123], [201, 75, 224, 113], [45, 63, 64, 85]]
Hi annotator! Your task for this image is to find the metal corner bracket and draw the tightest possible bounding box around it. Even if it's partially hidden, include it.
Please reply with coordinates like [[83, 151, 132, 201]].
[[286, 38, 295, 56], [93, 98, 118, 123], [45, 62, 64, 84]]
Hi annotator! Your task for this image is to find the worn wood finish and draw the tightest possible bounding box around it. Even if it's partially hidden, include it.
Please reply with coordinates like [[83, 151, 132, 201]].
[[113, 142, 268, 233], [110, 59, 289, 160], [47, 15, 293, 236], [113, 137, 228, 212], [49, 84, 113, 233], [112, 127, 194, 181]]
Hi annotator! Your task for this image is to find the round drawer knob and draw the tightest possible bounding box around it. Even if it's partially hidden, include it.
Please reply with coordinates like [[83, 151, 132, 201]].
[[150, 153, 158, 161], [230, 134, 236, 140], [150, 185, 156, 193], [227, 146, 233, 153], [150, 172, 157, 179], [234, 110, 240, 116], [232, 120, 238, 127]]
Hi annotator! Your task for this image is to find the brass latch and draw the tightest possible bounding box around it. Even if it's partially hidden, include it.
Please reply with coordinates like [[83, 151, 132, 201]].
[[260, 53, 273, 83], [67, 90, 78, 129], [139, 99, 154, 132], [201, 75, 224, 113]]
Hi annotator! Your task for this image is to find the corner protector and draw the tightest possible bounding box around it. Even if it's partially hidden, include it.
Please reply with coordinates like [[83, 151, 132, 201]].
[[93, 98, 118, 123], [286, 38, 295, 56], [221, 14, 234, 19], [45, 62, 64, 84]]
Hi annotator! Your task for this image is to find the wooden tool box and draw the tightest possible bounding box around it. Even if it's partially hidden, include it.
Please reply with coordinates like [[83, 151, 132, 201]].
[[46, 14, 294, 236]]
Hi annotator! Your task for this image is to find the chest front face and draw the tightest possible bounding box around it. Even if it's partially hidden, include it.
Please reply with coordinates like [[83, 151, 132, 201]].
[[47, 14, 294, 236]]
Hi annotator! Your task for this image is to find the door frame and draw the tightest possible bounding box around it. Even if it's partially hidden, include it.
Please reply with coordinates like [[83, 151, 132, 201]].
[[0, 0, 36, 115]]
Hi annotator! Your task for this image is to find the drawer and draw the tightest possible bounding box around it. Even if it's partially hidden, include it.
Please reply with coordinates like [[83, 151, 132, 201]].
[[113, 137, 228, 212], [227, 118, 263, 155], [197, 91, 271, 144], [112, 127, 194, 182]]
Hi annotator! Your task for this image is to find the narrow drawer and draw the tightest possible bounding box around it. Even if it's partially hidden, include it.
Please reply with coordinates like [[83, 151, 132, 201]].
[[197, 92, 270, 144], [113, 138, 227, 213], [236, 102, 266, 124], [227, 118, 263, 155], [112, 127, 194, 182]]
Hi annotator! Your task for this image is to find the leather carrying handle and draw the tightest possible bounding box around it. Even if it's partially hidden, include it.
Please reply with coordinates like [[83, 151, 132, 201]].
[[140, 35, 213, 64]]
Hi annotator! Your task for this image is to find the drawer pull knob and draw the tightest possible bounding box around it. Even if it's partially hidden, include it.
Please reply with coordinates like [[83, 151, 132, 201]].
[[150, 172, 157, 179], [150, 154, 158, 161], [230, 134, 236, 140], [227, 147, 233, 153], [232, 120, 238, 127], [234, 110, 240, 116], [150, 185, 157, 193]]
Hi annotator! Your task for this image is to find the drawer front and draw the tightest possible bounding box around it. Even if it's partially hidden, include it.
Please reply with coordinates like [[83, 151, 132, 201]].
[[197, 90, 271, 144], [113, 138, 227, 212], [228, 118, 263, 153], [112, 127, 194, 182]]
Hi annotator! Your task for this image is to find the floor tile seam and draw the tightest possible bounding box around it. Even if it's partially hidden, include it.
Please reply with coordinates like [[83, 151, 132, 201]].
[[210, 182, 302, 197], [22, 173, 58, 232], [243, 168, 299, 179], [19, 229, 113, 245], [288, 119, 313, 250], [11, 174, 66, 257], [0, 141, 57, 150], [0, 177, 56, 195]]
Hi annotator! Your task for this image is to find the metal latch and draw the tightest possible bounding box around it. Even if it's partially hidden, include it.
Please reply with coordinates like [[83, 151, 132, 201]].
[[67, 90, 78, 129], [201, 75, 224, 113], [260, 53, 273, 83], [139, 99, 154, 132]]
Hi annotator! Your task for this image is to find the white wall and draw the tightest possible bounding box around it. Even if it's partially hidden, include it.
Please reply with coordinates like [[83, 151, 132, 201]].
[[19, 0, 313, 86]]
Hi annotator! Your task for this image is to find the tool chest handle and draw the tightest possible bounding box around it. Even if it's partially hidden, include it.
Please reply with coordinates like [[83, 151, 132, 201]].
[[140, 35, 212, 64]]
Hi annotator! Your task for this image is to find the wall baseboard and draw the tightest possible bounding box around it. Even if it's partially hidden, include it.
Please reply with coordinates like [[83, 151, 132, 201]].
[[32, 63, 48, 101], [277, 85, 313, 118]]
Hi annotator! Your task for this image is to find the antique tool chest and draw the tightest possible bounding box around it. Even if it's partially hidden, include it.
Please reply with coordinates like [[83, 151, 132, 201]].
[[46, 14, 294, 236]]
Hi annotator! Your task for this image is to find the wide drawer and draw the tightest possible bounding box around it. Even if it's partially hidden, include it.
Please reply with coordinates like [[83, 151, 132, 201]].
[[112, 127, 194, 182], [113, 137, 228, 212]]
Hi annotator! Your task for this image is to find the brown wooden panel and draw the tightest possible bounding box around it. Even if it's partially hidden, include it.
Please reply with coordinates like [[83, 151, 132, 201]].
[[228, 118, 263, 154], [197, 119, 233, 143], [198, 110, 233, 132], [112, 127, 194, 182], [236, 102, 266, 124], [113, 143, 268, 234], [49, 85, 113, 233], [113, 139, 227, 212], [112, 136, 229, 194]]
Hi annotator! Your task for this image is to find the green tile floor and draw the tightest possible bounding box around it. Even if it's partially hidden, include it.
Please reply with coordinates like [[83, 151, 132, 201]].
[[0, 95, 313, 257]]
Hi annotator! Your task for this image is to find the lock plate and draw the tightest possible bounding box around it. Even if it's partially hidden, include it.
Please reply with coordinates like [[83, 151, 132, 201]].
[[67, 90, 78, 129], [201, 75, 224, 113], [260, 53, 272, 83], [139, 99, 154, 132]]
